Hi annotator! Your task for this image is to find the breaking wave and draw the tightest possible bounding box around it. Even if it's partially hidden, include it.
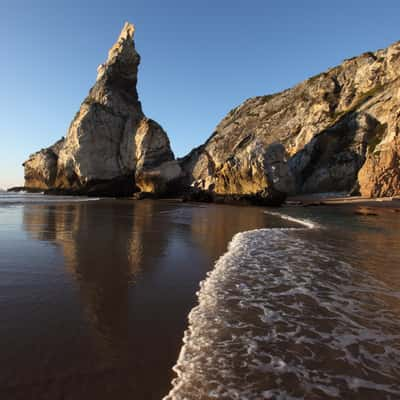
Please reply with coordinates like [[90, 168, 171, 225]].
[[164, 214, 400, 399], [263, 210, 319, 230]]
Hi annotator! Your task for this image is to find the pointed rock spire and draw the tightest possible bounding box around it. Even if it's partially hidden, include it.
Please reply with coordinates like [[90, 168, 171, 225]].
[[108, 22, 135, 61], [23, 22, 175, 196], [96, 22, 140, 84]]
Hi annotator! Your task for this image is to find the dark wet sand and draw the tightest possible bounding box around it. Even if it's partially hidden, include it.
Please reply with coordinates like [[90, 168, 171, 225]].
[[1, 197, 400, 399], [0, 199, 283, 400]]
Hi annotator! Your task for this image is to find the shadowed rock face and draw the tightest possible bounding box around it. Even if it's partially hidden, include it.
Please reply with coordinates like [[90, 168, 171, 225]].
[[181, 40, 400, 198], [24, 22, 174, 196]]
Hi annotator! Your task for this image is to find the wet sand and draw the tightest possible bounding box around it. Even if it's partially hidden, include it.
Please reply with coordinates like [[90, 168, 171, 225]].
[[287, 193, 400, 207], [0, 198, 282, 400], [1, 195, 400, 399]]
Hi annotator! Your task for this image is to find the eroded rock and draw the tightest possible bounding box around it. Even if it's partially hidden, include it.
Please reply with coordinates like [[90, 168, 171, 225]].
[[24, 23, 174, 196], [181, 40, 400, 200], [24, 31, 400, 202], [23, 138, 65, 190]]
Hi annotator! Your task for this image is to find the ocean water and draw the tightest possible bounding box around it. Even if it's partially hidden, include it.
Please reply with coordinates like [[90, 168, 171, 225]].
[[0, 193, 400, 399], [165, 212, 400, 399]]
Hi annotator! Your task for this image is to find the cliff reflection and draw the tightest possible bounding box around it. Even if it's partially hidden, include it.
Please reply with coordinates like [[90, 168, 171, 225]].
[[190, 204, 269, 259], [22, 200, 171, 362], [332, 208, 400, 287]]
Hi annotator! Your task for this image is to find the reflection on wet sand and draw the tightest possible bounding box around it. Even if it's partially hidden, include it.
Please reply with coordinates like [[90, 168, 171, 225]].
[[3, 200, 399, 399], [298, 205, 400, 287], [319, 206, 400, 315], [190, 204, 271, 258], [16, 200, 278, 399], [348, 211, 400, 286], [21, 200, 177, 399]]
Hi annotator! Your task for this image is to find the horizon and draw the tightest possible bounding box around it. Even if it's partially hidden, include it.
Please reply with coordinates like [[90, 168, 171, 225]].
[[1, 0, 400, 188]]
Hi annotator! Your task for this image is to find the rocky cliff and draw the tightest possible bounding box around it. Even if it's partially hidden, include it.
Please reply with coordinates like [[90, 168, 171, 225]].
[[181, 40, 400, 199], [24, 28, 400, 201], [23, 22, 178, 196]]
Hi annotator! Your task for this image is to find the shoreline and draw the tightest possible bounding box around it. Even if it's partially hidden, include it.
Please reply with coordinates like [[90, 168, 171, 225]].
[[164, 204, 400, 399], [1, 191, 400, 399], [5, 188, 400, 213], [286, 193, 400, 211]]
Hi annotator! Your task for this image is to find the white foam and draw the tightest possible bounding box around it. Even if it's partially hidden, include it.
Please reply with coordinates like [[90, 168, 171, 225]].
[[264, 210, 319, 229], [0, 193, 100, 204], [164, 228, 400, 399]]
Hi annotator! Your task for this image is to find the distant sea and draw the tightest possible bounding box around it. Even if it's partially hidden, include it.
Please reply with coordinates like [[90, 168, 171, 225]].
[[0, 193, 399, 399]]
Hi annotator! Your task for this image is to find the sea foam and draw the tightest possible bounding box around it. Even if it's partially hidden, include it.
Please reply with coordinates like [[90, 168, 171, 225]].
[[263, 210, 319, 230], [164, 213, 400, 399], [0, 193, 100, 204]]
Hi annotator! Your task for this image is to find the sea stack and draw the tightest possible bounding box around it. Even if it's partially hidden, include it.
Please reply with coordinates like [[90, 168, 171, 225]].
[[23, 22, 178, 196]]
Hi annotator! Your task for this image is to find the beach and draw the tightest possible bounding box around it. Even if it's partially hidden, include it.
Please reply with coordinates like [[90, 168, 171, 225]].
[[0, 193, 399, 399]]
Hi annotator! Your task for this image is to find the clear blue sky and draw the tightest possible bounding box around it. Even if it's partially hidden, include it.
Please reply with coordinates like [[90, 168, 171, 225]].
[[1, 0, 399, 188]]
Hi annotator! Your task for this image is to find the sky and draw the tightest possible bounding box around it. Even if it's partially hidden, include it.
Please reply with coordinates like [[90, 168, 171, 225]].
[[1, 0, 400, 188]]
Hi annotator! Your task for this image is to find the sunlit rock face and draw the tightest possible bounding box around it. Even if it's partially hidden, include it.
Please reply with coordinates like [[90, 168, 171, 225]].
[[24, 31, 400, 200], [357, 85, 400, 197], [23, 138, 65, 190], [24, 22, 174, 196], [181, 40, 400, 199]]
